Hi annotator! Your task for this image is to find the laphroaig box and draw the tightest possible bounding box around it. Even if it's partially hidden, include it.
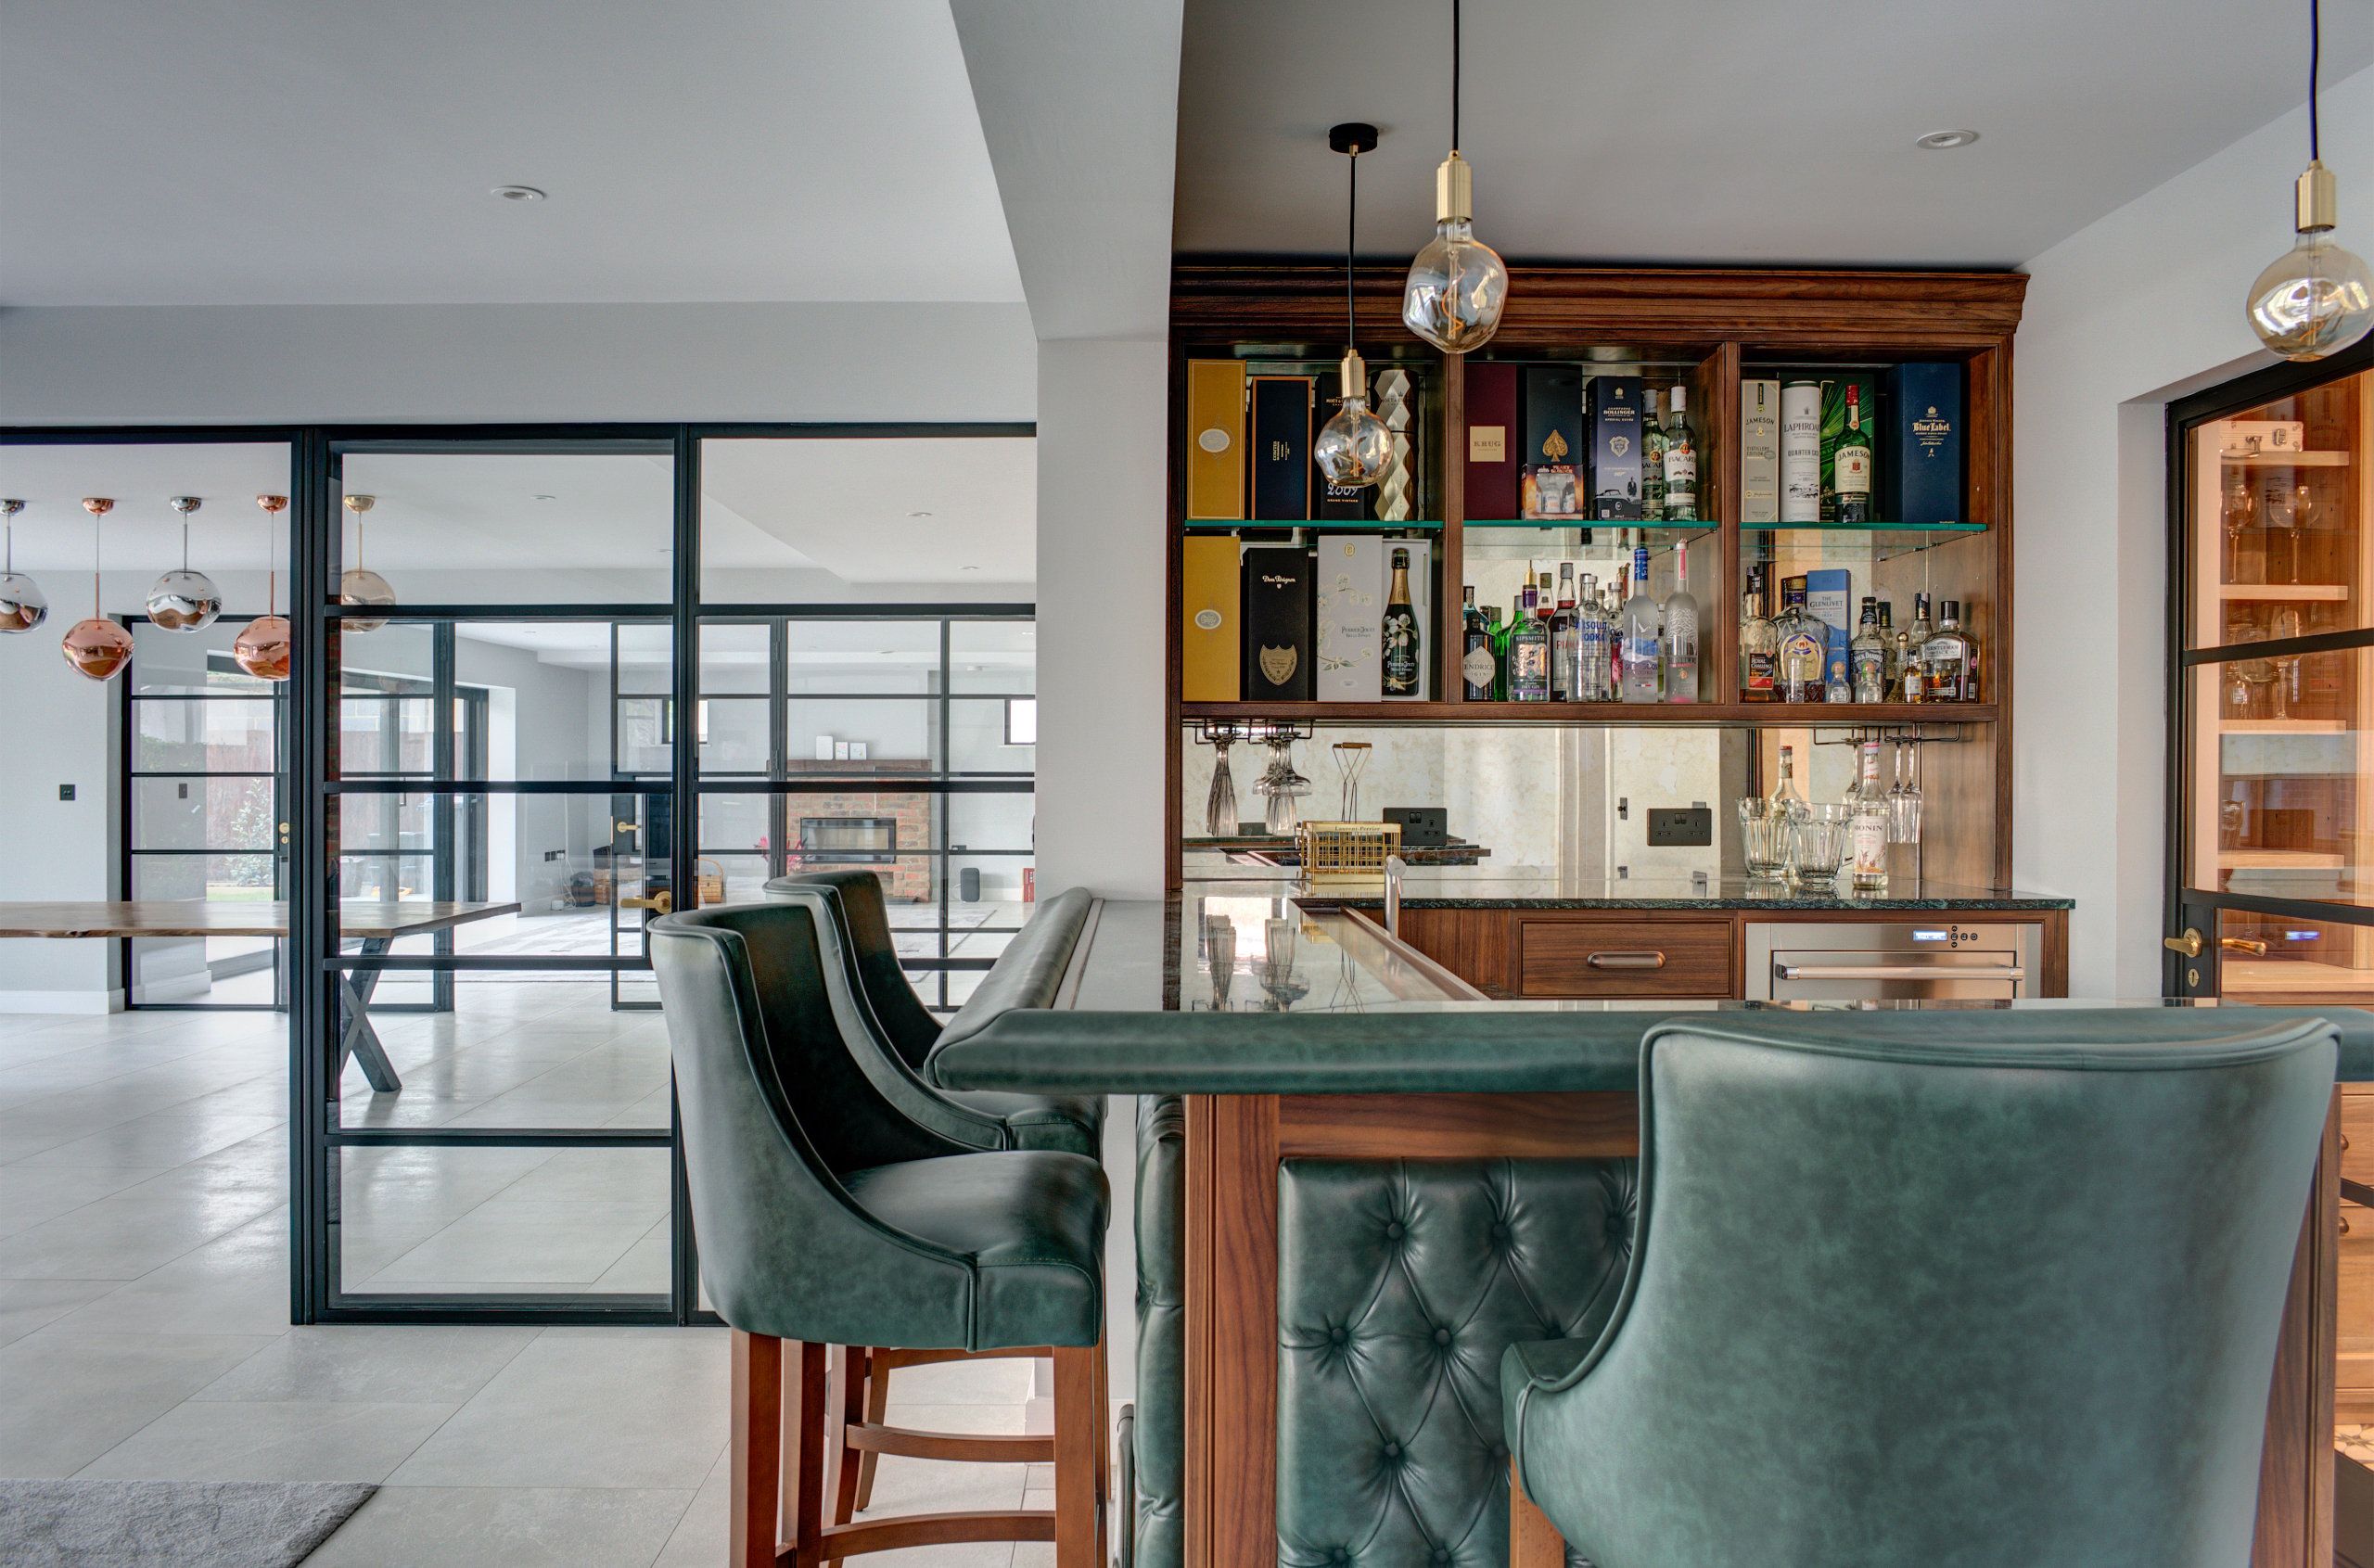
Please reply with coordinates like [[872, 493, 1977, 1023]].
[[1881, 362, 1963, 526], [1583, 373, 1645, 521]]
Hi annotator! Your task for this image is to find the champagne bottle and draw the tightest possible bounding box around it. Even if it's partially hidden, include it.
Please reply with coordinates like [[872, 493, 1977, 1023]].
[[1381, 548, 1422, 697]]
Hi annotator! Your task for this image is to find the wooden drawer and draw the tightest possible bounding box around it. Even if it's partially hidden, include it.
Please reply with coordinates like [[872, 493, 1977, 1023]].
[[1517, 917, 1734, 999]]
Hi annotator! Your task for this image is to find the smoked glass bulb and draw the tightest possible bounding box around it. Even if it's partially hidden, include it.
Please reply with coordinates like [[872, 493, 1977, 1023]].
[[1403, 217, 1508, 353], [61, 617, 133, 681], [2249, 229, 2374, 361], [233, 615, 292, 682], [146, 568, 223, 631], [1316, 395, 1393, 487], [339, 568, 396, 633], [0, 572, 45, 633]]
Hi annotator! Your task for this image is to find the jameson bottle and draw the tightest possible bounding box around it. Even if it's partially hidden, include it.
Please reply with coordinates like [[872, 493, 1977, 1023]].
[[1461, 586, 1495, 700], [1662, 387, 1698, 521], [1833, 384, 1874, 525], [1641, 388, 1668, 522], [1381, 548, 1422, 697]]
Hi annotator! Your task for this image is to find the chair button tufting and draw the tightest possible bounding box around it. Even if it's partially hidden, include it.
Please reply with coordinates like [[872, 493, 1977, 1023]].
[[1432, 1550, 1451, 1565], [1331, 1549, 1350, 1564], [1329, 1326, 1349, 1345], [1433, 1326, 1452, 1346], [1489, 1221, 1511, 1243], [1383, 1440, 1401, 1460], [1385, 1220, 1406, 1241]]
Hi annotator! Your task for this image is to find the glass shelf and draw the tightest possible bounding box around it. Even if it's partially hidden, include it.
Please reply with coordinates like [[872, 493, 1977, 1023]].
[[1742, 521, 1986, 565], [1465, 518, 1717, 531], [1181, 518, 1443, 532], [1739, 520, 1985, 532]]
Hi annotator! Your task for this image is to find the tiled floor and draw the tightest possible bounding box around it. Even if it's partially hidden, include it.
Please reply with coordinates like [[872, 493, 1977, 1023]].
[[0, 996, 1066, 1564]]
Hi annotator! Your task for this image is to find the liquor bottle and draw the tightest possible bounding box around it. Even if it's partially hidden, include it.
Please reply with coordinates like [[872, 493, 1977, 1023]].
[[1619, 542, 1664, 703], [1904, 594, 1934, 703], [1550, 563, 1580, 702], [1768, 743, 1809, 876], [1847, 738, 1890, 891], [1849, 596, 1886, 703], [1922, 598, 1975, 701], [1461, 586, 1495, 700], [1576, 573, 1612, 701], [1739, 570, 1778, 702], [1510, 580, 1551, 702], [1662, 387, 1698, 522], [1878, 601, 1900, 696], [1609, 552, 1629, 695], [1775, 577, 1825, 704], [1486, 605, 1508, 700], [1641, 389, 1667, 522], [1833, 384, 1875, 525], [1663, 539, 1699, 703], [1381, 548, 1423, 697]]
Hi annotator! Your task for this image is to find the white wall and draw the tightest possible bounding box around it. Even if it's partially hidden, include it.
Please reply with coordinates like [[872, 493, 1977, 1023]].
[[0, 622, 120, 1007], [2014, 62, 2374, 996]]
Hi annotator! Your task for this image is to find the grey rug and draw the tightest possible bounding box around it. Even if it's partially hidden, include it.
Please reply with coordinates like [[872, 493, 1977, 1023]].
[[0, 1479, 375, 1567]]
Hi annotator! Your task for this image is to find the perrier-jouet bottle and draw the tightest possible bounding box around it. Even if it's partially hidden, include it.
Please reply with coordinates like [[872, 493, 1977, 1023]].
[[1381, 548, 1423, 697]]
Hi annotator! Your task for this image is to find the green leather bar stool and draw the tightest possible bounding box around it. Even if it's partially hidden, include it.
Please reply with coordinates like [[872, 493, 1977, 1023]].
[[651, 902, 1110, 1568], [1501, 1011, 2339, 1568], [766, 870, 1104, 1522]]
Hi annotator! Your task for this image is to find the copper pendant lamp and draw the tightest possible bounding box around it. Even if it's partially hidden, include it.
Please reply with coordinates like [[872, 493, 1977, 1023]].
[[61, 498, 133, 681], [0, 499, 45, 633], [338, 493, 394, 632], [146, 495, 224, 631], [233, 494, 292, 682]]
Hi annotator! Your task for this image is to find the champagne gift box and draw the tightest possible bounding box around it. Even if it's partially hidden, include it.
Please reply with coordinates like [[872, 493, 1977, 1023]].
[[1185, 360, 1247, 520], [1181, 535, 1243, 701], [1464, 363, 1520, 520], [1241, 543, 1316, 701], [1249, 375, 1315, 522], [1314, 535, 1385, 702]]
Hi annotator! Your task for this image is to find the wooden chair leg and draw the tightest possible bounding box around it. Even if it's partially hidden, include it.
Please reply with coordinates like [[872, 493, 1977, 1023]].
[[852, 1345, 890, 1512], [1510, 1458, 1565, 1568], [1052, 1341, 1107, 1568], [730, 1331, 783, 1568], [824, 1347, 866, 1566], [785, 1340, 830, 1568]]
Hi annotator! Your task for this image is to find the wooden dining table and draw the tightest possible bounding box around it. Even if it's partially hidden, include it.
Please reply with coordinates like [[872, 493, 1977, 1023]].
[[0, 899, 521, 1092]]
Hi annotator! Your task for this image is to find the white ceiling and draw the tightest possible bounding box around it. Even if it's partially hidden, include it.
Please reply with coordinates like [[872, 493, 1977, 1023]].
[[0, 0, 1025, 307], [1174, 0, 2374, 268]]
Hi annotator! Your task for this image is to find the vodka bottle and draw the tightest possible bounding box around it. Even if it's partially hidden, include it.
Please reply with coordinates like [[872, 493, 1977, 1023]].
[[1848, 739, 1891, 890], [1550, 563, 1579, 702], [1923, 599, 1976, 701], [1663, 539, 1699, 703], [1575, 573, 1612, 701], [1849, 595, 1886, 703], [1619, 543, 1664, 703]]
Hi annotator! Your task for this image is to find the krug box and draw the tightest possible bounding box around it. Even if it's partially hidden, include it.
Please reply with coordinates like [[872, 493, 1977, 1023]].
[[1241, 543, 1316, 701], [1463, 363, 1521, 519], [1249, 375, 1315, 521], [1584, 373, 1646, 521], [1741, 377, 1781, 525], [1521, 366, 1586, 519], [1819, 373, 1879, 523], [1881, 362, 1963, 527], [1312, 366, 1372, 520], [1314, 535, 1384, 702], [1185, 360, 1246, 520], [1181, 535, 1242, 701]]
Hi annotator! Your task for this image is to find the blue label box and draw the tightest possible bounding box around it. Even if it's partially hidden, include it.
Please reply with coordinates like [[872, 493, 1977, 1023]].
[[1883, 363, 1962, 526]]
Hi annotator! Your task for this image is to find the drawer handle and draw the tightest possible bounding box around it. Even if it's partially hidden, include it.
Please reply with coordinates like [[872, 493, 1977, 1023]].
[[1586, 950, 1667, 970], [1772, 962, 2026, 982]]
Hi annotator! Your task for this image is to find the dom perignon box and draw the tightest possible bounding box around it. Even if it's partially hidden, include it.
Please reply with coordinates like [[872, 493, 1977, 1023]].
[[1741, 377, 1781, 525], [1249, 375, 1315, 522], [1241, 543, 1316, 702], [1882, 362, 1964, 527], [1584, 373, 1646, 521]]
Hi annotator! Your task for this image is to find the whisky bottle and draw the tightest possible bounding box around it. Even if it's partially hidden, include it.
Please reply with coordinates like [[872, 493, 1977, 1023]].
[[1833, 385, 1874, 525], [1576, 573, 1612, 701], [1775, 577, 1825, 703], [1922, 598, 1974, 701], [1550, 563, 1580, 702], [1878, 601, 1900, 695], [1904, 594, 1934, 702], [1510, 580, 1551, 702], [1642, 389, 1667, 522], [1663, 539, 1699, 703], [1461, 586, 1495, 700], [1619, 543, 1664, 703], [1849, 596, 1886, 703], [1382, 548, 1423, 697], [1662, 388, 1698, 522], [1739, 571, 1778, 702]]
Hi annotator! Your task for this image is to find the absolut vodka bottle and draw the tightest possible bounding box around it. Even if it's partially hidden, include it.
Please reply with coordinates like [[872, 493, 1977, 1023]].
[[1576, 573, 1611, 701]]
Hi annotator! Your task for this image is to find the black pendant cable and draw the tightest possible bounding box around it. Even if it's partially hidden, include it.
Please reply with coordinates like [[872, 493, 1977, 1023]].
[[1316, 121, 1387, 487], [2247, 0, 2374, 357]]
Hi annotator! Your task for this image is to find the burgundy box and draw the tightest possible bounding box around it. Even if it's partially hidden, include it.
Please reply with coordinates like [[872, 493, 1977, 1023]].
[[1463, 363, 1520, 519]]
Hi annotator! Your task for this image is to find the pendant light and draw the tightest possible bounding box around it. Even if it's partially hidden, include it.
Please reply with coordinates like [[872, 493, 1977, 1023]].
[[61, 498, 133, 681], [338, 493, 394, 632], [232, 494, 292, 682], [2248, 0, 2374, 359], [0, 500, 45, 633], [1315, 122, 1392, 489], [1401, 0, 1507, 353], [146, 495, 223, 631]]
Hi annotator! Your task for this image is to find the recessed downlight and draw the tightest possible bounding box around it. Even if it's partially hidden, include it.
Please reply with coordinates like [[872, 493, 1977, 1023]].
[[1915, 129, 1979, 150], [491, 184, 547, 202]]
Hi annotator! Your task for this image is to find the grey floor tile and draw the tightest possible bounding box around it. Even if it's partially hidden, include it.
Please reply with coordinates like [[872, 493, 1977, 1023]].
[[0, 1279, 117, 1349], [360, 1200, 663, 1288], [303, 1485, 695, 1568], [0, 1164, 169, 1241], [191, 1323, 540, 1405], [74, 1397, 458, 1484], [0, 1328, 277, 1477], [52, 1211, 296, 1337]]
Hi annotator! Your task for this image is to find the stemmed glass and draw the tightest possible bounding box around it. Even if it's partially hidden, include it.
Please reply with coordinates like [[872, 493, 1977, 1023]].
[[1888, 738, 1923, 846], [1205, 735, 1239, 837], [1255, 737, 1310, 835]]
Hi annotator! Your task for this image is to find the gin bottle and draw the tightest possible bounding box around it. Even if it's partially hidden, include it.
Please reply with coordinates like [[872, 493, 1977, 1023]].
[[1849, 595, 1886, 703], [1619, 543, 1664, 703], [1662, 387, 1698, 521], [1510, 580, 1551, 702], [1739, 571, 1777, 702], [1775, 578, 1825, 704], [1641, 389, 1667, 522], [1576, 573, 1612, 701], [1848, 739, 1891, 890], [1663, 539, 1699, 703]]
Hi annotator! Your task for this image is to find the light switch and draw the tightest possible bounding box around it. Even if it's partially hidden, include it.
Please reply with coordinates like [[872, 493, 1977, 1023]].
[[57, 784, 74, 801]]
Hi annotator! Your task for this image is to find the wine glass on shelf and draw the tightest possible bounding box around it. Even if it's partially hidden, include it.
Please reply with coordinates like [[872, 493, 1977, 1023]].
[[2269, 605, 2304, 720], [1889, 737, 1923, 847], [1205, 733, 1239, 837]]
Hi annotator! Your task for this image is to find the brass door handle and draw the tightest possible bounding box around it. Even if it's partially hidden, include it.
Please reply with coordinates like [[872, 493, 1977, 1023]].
[[1587, 951, 1668, 970], [2163, 928, 2204, 959], [620, 890, 673, 914], [2219, 937, 2270, 956]]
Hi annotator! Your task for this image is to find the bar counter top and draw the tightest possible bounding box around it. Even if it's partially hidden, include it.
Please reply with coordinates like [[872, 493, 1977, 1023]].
[[1305, 869, 2074, 911]]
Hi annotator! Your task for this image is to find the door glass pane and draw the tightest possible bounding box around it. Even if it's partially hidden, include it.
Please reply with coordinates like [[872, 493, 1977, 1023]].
[[2214, 911, 2374, 1003], [2187, 649, 2370, 904], [133, 697, 277, 770], [133, 776, 277, 851], [338, 1142, 671, 1295], [2187, 369, 2369, 649]]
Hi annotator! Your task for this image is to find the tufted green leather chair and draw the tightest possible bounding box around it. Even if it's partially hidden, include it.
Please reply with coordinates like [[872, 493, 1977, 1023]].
[[650, 901, 1110, 1566], [765, 870, 1104, 1157], [1133, 1095, 1187, 1568], [1502, 1011, 2340, 1568]]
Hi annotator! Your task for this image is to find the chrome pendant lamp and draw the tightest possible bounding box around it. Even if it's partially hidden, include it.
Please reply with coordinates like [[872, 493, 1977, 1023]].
[[0, 500, 45, 633], [338, 493, 395, 632], [232, 494, 292, 682], [61, 498, 134, 681], [1315, 122, 1392, 489], [1401, 0, 1507, 352], [146, 495, 223, 631], [2248, 0, 2374, 359]]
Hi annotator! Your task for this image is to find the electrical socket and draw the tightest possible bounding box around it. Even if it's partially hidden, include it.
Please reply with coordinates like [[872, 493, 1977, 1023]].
[[1645, 806, 1712, 847]]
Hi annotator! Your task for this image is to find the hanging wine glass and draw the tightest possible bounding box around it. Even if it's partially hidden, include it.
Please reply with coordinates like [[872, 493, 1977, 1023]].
[[1205, 733, 1240, 837], [146, 496, 223, 631], [0, 500, 45, 633], [233, 494, 293, 682]]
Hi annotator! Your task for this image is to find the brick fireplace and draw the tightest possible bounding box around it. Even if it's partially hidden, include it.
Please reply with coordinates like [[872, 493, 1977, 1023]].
[[782, 759, 935, 902]]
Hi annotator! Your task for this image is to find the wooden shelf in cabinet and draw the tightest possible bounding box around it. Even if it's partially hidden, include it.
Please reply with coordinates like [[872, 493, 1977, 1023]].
[[2218, 583, 2351, 601], [1180, 700, 1999, 725]]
